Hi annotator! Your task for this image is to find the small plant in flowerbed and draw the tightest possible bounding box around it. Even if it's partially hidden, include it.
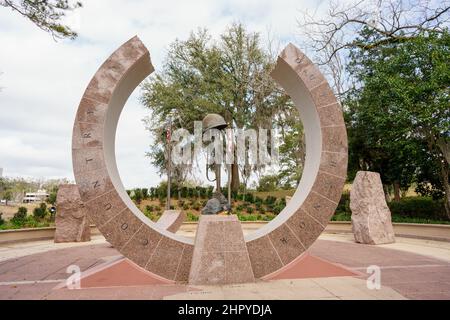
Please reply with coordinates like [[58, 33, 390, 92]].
[[154, 205, 162, 213], [245, 193, 255, 204], [263, 213, 276, 221], [255, 202, 264, 213], [191, 202, 201, 211], [0, 212, 4, 226], [186, 211, 199, 222], [265, 196, 277, 206], [254, 196, 263, 205], [144, 210, 158, 222]]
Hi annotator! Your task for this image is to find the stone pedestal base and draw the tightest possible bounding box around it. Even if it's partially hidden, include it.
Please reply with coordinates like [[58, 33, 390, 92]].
[[188, 215, 255, 285], [55, 184, 90, 243]]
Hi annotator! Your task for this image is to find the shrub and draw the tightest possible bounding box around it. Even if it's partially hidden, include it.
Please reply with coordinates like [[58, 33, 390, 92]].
[[245, 193, 255, 204], [254, 196, 263, 204], [33, 203, 48, 219], [272, 200, 286, 215], [257, 174, 279, 192], [331, 212, 351, 221], [388, 197, 446, 220], [141, 188, 149, 200], [47, 191, 57, 206], [182, 204, 190, 211], [243, 202, 251, 209], [144, 210, 158, 222], [265, 196, 277, 205], [13, 207, 28, 222], [263, 213, 276, 221], [198, 187, 207, 199], [149, 187, 156, 199], [186, 212, 199, 222], [246, 206, 254, 214], [0, 212, 4, 226], [172, 185, 179, 199], [336, 192, 350, 214], [145, 205, 154, 213], [259, 206, 266, 214], [133, 188, 143, 204]]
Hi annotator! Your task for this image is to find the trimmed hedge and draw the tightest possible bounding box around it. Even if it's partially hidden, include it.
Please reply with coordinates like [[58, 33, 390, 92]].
[[334, 194, 448, 222], [388, 197, 446, 221], [336, 192, 350, 214]]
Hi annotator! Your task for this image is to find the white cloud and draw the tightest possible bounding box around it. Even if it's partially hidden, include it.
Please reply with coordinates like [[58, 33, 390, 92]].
[[0, 0, 327, 188]]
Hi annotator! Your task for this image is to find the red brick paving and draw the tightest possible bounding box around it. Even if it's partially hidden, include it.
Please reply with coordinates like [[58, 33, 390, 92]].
[[309, 240, 450, 299], [0, 240, 449, 300]]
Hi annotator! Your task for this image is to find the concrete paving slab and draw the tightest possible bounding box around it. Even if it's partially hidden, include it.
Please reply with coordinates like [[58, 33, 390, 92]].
[[1, 235, 449, 300]]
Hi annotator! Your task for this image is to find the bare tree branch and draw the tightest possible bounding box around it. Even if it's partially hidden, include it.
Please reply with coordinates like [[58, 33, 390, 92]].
[[297, 0, 450, 100]]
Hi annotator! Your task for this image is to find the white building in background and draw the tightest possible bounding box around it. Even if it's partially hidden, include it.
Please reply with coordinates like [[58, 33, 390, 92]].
[[0, 168, 3, 178], [23, 190, 49, 203]]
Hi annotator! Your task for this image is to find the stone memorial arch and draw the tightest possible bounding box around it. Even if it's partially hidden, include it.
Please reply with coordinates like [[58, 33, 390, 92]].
[[72, 36, 347, 282]]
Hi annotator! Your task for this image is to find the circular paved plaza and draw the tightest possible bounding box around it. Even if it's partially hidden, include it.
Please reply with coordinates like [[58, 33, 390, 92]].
[[1, 229, 449, 300]]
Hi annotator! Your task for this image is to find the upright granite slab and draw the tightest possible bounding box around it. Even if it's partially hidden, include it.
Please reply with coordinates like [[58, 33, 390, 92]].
[[55, 184, 90, 243], [350, 171, 395, 244], [189, 215, 255, 285]]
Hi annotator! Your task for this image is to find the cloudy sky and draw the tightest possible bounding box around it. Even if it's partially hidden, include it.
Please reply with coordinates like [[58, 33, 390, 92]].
[[0, 0, 328, 189]]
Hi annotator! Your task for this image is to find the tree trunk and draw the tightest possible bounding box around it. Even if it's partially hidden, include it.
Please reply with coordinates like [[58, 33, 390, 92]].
[[383, 184, 391, 203], [393, 181, 401, 202], [437, 138, 450, 164], [231, 163, 240, 193], [440, 161, 450, 219]]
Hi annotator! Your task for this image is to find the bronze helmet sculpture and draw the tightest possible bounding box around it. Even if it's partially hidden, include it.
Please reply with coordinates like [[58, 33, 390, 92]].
[[202, 113, 227, 133]]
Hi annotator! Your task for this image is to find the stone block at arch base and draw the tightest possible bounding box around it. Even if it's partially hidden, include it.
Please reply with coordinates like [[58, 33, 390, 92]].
[[70, 36, 348, 285]]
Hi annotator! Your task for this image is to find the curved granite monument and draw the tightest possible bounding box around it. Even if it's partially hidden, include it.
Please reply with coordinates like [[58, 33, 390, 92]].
[[72, 36, 347, 282]]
